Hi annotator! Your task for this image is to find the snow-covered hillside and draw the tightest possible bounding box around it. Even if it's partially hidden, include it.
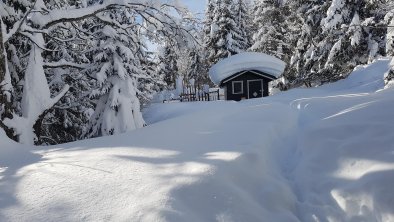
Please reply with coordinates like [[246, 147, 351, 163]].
[[1, 59, 394, 221]]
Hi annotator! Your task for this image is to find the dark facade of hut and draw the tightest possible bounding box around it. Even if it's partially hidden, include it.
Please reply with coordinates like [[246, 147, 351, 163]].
[[220, 70, 276, 101]]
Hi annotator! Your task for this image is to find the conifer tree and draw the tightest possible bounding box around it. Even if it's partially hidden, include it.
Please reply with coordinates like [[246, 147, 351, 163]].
[[232, 0, 252, 52], [204, 0, 251, 67], [385, 6, 394, 84], [83, 10, 146, 138], [315, 0, 388, 83], [251, 0, 291, 60], [282, 0, 391, 87], [286, 0, 330, 86], [386, 8, 394, 57], [157, 40, 179, 89], [0, 21, 13, 139], [203, 0, 217, 67]]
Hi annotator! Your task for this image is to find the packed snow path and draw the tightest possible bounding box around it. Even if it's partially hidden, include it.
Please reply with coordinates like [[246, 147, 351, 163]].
[[1, 59, 394, 221]]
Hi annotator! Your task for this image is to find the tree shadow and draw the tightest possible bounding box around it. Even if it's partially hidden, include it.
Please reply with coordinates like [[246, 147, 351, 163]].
[[0, 144, 42, 220]]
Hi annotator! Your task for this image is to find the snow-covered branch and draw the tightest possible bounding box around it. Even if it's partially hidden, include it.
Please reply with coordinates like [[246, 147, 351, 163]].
[[43, 61, 89, 70], [3, 5, 35, 44]]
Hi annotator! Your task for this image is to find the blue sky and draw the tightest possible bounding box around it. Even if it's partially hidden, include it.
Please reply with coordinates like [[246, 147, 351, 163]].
[[182, 0, 206, 15]]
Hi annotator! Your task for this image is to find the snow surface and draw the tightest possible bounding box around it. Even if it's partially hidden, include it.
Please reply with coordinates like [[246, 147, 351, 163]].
[[209, 52, 286, 85], [1, 58, 394, 221]]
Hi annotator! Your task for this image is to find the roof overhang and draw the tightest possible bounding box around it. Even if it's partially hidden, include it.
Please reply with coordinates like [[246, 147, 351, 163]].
[[220, 70, 277, 86]]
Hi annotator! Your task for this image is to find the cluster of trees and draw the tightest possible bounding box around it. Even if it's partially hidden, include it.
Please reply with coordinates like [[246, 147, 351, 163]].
[[204, 0, 394, 87], [0, 0, 197, 145], [1, 0, 394, 145]]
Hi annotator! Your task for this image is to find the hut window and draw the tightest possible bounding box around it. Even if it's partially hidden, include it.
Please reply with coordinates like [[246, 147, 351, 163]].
[[232, 81, 243, 94]]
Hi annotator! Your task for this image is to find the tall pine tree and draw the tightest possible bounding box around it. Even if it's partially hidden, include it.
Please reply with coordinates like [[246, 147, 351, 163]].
[[83, 10, 145, 138], [204, 0, 251, 67], [251, 0, 291, 60], [385, 4, 394, 84]]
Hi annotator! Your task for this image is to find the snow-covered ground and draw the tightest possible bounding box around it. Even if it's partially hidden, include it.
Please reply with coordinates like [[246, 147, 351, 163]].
[[1, 58, 394, 221]]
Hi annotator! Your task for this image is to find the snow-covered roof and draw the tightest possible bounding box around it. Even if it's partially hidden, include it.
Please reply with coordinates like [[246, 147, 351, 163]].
[[209, 52, 286, 85]]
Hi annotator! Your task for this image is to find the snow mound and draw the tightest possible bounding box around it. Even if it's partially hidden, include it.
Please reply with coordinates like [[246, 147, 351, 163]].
[[320, 59, 390, 92], [209, 52, 286, 85], [0, 128, 40, 171]]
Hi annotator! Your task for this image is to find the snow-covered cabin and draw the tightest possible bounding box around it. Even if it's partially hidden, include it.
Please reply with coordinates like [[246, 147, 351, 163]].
[[209, 52, 286, 101]]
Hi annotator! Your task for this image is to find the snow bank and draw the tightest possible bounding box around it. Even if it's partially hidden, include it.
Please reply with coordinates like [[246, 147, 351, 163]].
[[143, 100, 230, 124], [1, 58, 394, 221], [0, 129, 22, 167], [209, 52, 286, 85], [0, 128, 41, 214], [0, 129, 39, 168]]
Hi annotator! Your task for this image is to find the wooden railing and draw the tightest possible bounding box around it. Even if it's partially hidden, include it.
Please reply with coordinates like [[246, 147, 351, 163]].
[[180, 89, 220, 102], [162, 86, 222, 103]]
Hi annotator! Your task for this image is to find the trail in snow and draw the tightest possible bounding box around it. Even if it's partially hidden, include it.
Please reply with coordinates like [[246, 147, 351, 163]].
[[0, 59, 393, 221]]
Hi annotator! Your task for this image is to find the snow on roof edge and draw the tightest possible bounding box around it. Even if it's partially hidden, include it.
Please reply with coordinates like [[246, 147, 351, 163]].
[[209, 52, 286, 85]]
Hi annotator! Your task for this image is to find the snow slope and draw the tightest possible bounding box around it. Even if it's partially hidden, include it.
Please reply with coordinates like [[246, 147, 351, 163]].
[[1, 58, 394, 221]]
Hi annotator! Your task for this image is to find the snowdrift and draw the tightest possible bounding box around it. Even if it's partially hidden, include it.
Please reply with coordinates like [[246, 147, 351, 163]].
[[1, 58, 394, 222], [0, 129, 40, 169]]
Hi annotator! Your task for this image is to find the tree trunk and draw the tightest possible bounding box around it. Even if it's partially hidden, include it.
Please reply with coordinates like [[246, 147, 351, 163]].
[[33, 110, 48, 145], [0, 21, 6, 107], [0, 20, 16, 140]]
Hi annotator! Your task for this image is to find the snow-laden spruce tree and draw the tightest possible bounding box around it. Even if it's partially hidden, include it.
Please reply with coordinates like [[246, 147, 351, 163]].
[[176, 21, 209, 88], [186, 48, 209, 86], [83, 4, 196, 138], [0, 20, 11, 137], [177, 45, 208, 88], [82, 10, 146, 138], [1, 0, 92, 144], [386, 5, 394, 57], [251, 0, 291, 60], [0, 0, 28, 140], [385, 5, 394, 84], [283, 0, 391, 87], [284, 0, 329, 86], [232, 0, 252, 52], [204, 0, 250, 67], [153, 9, 202, 89], [315, 0, 389, 84], [135, 30, 165, 107], [203, 0, 217, 68], [157, 40, 179, 89], [31, 4, 95, 144]]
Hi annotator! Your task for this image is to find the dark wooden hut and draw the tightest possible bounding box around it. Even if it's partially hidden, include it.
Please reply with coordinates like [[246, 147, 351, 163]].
[[209, 52, 286, 101], [220, 70, 277, 101]]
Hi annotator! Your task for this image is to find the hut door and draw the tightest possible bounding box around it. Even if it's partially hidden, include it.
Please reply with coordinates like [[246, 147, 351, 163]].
[[247, 80, 263, 99]]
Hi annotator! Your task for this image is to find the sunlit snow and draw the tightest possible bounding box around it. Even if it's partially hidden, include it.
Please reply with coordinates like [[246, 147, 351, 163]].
[[1, 58, 394, 221]]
